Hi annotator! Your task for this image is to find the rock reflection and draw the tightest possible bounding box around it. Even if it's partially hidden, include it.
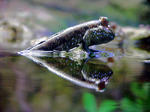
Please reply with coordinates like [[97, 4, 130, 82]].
[[25, 56, 113, 92], [134, 36, 150, 52]]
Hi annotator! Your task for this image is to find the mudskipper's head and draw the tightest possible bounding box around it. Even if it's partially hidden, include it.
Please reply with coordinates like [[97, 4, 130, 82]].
[[97, 26, 115, 44], [84, 18, 115, 47], [84, 16, 115, 46], [99, 16, 115, 43]]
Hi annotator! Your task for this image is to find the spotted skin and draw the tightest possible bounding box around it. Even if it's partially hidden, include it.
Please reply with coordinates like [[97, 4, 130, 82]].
[[29, 17, 115, 54], [82, 26, 115, 53], [35, 57, 113, 91]]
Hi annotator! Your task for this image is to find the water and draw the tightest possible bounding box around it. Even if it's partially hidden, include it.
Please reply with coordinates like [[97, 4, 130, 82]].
[[0, 41, 150, 112]]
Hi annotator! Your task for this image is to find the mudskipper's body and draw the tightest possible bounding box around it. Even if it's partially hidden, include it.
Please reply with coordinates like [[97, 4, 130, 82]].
[[28, 17, 115, 56]]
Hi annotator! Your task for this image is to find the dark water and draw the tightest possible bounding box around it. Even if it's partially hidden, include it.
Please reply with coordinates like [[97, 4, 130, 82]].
[[0, 0, 150, 112], [0, 42, 150, 112]]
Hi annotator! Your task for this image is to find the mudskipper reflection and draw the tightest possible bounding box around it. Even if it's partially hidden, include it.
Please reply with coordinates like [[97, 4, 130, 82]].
[[25, 55, 113, 92]]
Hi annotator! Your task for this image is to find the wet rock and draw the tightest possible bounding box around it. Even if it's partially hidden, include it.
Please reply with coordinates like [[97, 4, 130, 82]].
[[122, 26, 150, 39], [109, 22, 126, 45], [0, 19, 33, 50]]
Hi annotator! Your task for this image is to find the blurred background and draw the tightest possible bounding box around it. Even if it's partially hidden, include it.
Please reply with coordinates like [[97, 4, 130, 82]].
[[0, 0, 150, 112], [0, 0, 150, 34]]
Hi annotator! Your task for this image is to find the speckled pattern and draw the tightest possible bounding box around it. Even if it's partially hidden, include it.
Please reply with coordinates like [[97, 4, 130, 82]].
[[29, 17, 115, 52], [35, 57, 113, 91]]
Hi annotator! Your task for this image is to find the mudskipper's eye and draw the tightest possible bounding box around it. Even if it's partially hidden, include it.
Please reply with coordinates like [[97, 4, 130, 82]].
[[99, 17, 109, 27]]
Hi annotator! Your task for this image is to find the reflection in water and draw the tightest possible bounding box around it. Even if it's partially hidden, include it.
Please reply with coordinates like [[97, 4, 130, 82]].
[[137, 62, 150, 82], [13, 67, 33, 112], [25, 55, 113, 92], [134, 36, 150, 52]]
